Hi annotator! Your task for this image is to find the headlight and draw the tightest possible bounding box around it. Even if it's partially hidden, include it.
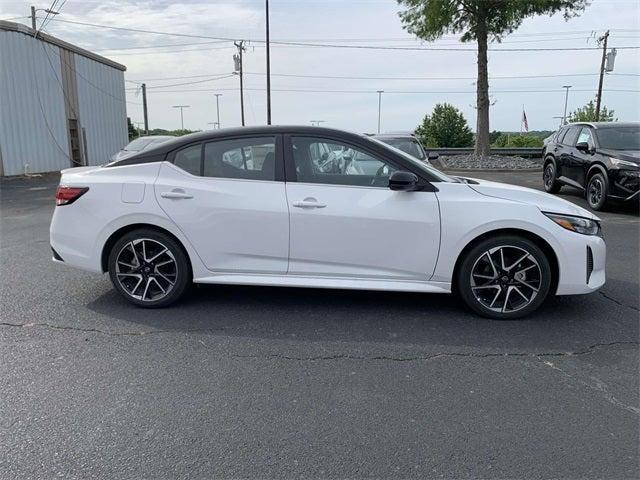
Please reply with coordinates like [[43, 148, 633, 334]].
[[610, 157, 639, 168], [544, 213, 601, 236]]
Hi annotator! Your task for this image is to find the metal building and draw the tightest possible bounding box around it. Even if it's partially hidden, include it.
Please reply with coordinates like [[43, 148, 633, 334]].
[[0, 20, 128, 176]]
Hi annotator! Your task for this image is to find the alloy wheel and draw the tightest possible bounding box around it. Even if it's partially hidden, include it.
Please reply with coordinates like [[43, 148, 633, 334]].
[[470, 245, 542, 313], [543, 165, 554, 189], [588, 177, 604, 207], [115, 238, 177, 302]]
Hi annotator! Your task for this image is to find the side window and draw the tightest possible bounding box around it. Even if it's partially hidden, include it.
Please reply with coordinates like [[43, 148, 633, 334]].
[[291, 137, 398, 187], [203, 137, 276, 180], [577, 127, 595, 149], [173, 144, 202, 176], [555, 127, 568, 143], [562, 126, 580, 146]]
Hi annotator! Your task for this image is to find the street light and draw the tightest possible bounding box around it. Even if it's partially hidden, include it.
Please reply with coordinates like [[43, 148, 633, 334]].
[[561, 85, 572, 125], [172, 105, 190, 130], [376, 90, 384, 134], [213, 94, 222, 129]]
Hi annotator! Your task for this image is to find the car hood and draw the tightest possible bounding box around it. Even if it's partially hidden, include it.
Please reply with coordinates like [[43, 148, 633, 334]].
[[465, 178, 599, 220], [598, 149, 640, 163]]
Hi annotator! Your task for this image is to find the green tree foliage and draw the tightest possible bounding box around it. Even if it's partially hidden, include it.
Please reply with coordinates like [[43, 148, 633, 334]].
[[127, 117, 139, 141], [397, 0, 588, 156], [415, 103, 474, 147], [567, 99, 616, 123], [147, 128, 200, 136], [492, 134, 543, 148]]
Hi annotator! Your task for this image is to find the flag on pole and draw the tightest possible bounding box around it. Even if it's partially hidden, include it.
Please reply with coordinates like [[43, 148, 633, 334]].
[[521, 107, 529, 133]]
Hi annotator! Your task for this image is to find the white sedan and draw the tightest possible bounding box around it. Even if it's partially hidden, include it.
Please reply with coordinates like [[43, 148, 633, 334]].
[[50, 126, 606, 319]]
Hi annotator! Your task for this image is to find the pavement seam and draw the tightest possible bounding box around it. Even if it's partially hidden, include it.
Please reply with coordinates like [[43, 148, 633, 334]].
[[0, 321, 223, 336], [598, 290, 640, 312]]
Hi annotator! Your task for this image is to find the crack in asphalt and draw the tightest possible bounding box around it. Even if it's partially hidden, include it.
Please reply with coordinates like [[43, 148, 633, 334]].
[[0, 322, 224, 336], [598, 290, 640, 312], [228, 341, 638, 362]]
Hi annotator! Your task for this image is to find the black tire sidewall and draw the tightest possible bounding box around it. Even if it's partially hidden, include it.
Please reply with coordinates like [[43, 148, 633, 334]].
[[543, 160, 561, 193], [457, 235, 552, 320], [586, 172, 608, 211], [108, 229, 191, 308]]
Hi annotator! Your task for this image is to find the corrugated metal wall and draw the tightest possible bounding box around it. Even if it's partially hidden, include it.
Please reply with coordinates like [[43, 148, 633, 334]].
[[0, 30, 69, 176], [74, 55, 128, 166], [0, 29, 128, 176]]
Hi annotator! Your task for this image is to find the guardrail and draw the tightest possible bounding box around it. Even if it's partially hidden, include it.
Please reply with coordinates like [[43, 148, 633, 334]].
[[428, 147, 543, 158]]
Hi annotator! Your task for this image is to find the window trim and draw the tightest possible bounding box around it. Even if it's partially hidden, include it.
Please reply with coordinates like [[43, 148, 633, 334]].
[[168, 134, 284, 182], [283, 134, 436, 191]]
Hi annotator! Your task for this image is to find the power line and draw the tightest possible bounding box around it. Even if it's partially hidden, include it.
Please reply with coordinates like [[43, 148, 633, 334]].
[[138, 87, 640, 94], [44, 18, 640, 52], [144, 74, 235, 89]]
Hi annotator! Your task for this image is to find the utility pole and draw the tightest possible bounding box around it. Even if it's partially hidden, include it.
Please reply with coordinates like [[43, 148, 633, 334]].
[[30, 5, 36, 30], [595, 30, 609, 121], [214, 93, 222, 129], [141, 83, 149, 134], [265, 0, 272, 125], [172, 105, 190, 130], [561, 85, 571, 125], [207, 122, 219, 130], [376, 90, 384, 134], [234, 41, 246, 126]]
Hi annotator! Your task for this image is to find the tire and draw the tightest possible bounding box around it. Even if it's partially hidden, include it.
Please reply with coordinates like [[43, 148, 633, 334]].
[[457, 235, 552, 320], [107, 228, 191, 308], [543, 160, 562, 194], [586, 172, 608, 211]]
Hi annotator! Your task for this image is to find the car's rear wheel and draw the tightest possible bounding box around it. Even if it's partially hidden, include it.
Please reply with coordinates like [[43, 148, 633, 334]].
[[108, 229, 190, 307], [543, 161, 562, 193], [457, 235, 552, 319], [586, 172, 608, 211]]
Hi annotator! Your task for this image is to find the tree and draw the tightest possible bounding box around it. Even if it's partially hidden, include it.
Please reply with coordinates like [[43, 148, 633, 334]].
[[415, 103, 474, 147], [397, 0, 588, 157], [567, 99, 616, 123], [127, 117, 139, 141]]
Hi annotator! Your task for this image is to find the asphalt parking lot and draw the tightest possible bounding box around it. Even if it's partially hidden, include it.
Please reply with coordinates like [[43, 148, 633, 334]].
[[1, 170, 638, 479]]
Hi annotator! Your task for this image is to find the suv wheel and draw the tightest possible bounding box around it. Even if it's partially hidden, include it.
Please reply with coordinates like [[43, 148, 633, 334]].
[[543, 161, 561, 193], [108, 229, 191, 307], [586, 172, 608, 211], [457, 235, 552, 319]]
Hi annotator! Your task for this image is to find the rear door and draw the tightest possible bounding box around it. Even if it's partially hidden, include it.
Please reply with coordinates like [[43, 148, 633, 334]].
[[154, 135, 289, 274], [284, 135, 440, 281], [568, 126, 596, 187]]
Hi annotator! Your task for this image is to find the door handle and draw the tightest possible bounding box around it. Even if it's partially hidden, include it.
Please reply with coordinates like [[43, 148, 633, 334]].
[[292, 199, 326, 209], [161, 189, 193, 199]]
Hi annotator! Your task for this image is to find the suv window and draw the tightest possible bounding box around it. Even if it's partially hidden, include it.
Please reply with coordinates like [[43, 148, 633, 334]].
[[562, 126, 581, 146], [577, 127, 595, 149], [203, 137, 276, 180], [173, 144, 202, 176], [291, 137, 398, 187]]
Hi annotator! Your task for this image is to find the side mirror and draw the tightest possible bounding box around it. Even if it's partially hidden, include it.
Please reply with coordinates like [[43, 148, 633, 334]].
[[427, 152, 439, 161], [389, 171, 419, 191], [575, 142, 592, 153]]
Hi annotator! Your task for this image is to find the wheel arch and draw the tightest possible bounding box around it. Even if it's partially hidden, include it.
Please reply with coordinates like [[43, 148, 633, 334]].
[[586, 162, 608, 182], [451, 228, 559, 296], [101, 223, 193, 276]]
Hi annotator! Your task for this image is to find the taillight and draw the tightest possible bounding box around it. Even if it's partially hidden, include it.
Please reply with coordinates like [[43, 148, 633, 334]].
[[55, 186, 89, 206]]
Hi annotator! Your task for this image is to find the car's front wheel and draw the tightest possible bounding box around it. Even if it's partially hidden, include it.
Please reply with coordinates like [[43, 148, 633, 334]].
[[586, 172, 609, 211], [108, 229, 191, 307], [457, 235, 552, 319]]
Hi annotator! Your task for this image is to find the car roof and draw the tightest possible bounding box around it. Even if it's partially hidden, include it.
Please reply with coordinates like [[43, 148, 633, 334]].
[[566, 121, 639, 129]]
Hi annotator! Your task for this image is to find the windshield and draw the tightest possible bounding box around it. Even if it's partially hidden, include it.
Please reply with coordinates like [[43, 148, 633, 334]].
[[595, 126, 640, 150], [365, 136, 455, 182], [378, 137, 426, 160]]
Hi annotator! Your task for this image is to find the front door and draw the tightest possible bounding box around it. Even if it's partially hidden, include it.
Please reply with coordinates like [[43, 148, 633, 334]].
[[285, 136, 440, 281], [155, 136, 289, 274]]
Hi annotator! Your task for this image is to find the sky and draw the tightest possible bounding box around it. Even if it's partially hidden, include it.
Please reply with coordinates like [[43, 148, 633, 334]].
[[1, 0, 639, 133]]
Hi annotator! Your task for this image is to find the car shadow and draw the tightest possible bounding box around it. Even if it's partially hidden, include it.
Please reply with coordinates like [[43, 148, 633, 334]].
[[86, 281, 639, 353]]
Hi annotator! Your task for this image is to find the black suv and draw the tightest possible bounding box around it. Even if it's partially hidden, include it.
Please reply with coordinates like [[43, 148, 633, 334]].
[[542, 122, 639, 210]]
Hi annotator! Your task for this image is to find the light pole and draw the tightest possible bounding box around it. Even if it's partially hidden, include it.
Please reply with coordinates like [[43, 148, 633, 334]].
[[207, 122, 219, 130], [214, 94, 222, 128], [265, 0, 272, 125], [562, 85, 572, 125], [172, 105, 190, 130], [376, 90, 384, 134]]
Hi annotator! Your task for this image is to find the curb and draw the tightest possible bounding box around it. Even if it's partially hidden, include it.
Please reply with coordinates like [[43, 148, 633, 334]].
[[442, 167, 543, 173]]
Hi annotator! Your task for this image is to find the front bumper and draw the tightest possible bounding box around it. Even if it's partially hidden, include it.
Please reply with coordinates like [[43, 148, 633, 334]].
[[555, 233, 606, 295]]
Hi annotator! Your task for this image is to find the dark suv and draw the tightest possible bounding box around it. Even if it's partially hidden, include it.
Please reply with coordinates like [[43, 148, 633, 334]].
[[542, 122, 639, 210]]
